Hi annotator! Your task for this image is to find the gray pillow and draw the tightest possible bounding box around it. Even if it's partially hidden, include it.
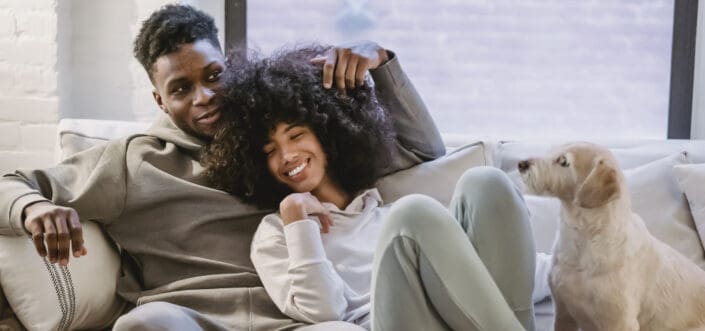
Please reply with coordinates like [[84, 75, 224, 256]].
[[376, 141, 488, 206]]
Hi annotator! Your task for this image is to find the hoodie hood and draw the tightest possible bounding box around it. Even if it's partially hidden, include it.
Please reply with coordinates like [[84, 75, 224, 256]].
[[146, 112, 208, 152]]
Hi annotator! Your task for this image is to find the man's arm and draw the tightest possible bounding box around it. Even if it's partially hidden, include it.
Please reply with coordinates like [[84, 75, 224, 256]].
[[314, 42, 446, 174], [0, 139, 129, 264], [370, 50, 446, 168]]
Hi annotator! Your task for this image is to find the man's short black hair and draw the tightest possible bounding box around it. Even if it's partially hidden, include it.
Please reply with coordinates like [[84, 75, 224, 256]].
[[133, 4, 221, 80]]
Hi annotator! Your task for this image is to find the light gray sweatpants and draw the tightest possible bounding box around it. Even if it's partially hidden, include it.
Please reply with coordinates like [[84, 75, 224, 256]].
[[112, 301, 367, 331], [371, 166, 536, 331]]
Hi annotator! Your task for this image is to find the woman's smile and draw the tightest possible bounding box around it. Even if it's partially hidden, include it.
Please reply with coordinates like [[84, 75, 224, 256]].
[[286, 159, 309, 178]]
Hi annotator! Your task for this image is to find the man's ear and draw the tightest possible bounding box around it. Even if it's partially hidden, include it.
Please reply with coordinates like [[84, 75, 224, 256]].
[[153, 89, 167, 114], [575, 159, 620, 208]]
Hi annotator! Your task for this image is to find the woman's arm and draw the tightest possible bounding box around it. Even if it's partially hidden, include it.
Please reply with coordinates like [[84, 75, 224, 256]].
[[251, 215, 349, 324]]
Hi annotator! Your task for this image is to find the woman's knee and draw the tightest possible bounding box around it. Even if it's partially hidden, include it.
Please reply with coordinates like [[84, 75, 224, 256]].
[[381, 194, 456, 238], [454, 166, 521, 208]]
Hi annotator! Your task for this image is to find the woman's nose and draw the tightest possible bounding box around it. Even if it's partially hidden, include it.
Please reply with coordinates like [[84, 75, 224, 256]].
[[282, 150, 298, 163]]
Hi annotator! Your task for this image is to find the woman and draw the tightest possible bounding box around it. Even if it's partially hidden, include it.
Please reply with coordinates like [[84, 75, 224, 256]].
[[202, 45, 537, 331]]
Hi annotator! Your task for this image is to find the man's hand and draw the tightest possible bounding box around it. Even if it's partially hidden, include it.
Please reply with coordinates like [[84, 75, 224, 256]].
[[279, 193, 333, 233], [23, 201, 87, 265], [311, 41, 390, 90]]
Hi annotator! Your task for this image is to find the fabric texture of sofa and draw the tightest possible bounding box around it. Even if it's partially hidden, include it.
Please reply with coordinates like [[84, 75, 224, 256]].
[[1, 119, 705, 331]]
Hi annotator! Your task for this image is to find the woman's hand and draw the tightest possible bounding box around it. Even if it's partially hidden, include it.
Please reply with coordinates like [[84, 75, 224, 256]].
[[279, 193, 333, 233]]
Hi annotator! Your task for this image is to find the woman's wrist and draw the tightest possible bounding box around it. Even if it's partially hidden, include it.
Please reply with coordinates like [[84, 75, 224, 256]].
[[280, 200, 306, 225]]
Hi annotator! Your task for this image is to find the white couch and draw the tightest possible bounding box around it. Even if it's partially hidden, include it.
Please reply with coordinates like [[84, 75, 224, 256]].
[[1, 119, 705, 331]]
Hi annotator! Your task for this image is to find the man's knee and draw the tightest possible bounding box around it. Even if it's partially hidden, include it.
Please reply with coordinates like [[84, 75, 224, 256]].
[[113, 302, 188, 331]]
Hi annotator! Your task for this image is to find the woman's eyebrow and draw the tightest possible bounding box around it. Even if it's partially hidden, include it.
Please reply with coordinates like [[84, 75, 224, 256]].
[[284, 124, 302, 133]]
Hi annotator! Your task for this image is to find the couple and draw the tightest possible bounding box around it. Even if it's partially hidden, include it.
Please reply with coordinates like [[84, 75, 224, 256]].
[[0, 4, 534, 331]]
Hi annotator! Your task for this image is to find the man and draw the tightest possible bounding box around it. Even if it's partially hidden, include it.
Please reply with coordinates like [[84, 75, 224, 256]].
[[0, 4, 444, 331]]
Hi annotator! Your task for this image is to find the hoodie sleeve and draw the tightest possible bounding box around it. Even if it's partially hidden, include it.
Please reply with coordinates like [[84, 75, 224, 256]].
[[251, 215, 348, 324], [0, 139, 129, 236], [370, 50, 446, 174]]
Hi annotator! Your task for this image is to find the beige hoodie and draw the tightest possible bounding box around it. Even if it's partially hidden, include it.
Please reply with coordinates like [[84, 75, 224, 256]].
[[0, 56, 444, 330]]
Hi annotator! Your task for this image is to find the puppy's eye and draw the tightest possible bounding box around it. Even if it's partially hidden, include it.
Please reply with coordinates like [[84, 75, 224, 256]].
[[556, 155, 569, 167]]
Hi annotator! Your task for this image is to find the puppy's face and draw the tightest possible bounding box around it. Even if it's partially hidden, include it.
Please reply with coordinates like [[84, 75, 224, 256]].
[[519, 143, 621, 208]]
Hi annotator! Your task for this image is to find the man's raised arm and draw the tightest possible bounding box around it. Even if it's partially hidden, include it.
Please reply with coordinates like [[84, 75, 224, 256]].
[[312, 41, 445, 174]]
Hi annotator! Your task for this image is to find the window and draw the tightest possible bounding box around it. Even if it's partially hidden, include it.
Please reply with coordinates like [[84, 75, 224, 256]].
[[231, 1, 688, 140]]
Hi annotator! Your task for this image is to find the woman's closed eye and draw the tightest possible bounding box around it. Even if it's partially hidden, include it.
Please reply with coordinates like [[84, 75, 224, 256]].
[[263, 145, 276, 157]]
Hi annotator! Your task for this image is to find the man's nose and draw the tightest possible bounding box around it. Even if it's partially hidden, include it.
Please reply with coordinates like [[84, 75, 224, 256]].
[[194, 85, 215, 105]]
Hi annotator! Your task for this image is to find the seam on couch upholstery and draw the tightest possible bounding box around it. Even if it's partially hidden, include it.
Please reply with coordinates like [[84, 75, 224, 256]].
[[60, 266, 76, 330], [42, 257, 76, 331]]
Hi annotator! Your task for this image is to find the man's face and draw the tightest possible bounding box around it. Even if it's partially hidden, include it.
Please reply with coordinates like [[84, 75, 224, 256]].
[[151, 39, 224, 140]]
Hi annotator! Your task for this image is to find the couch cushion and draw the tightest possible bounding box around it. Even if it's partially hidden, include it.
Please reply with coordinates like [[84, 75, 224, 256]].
[[376, 141, 488, 205], [525, 196, 561, 254]]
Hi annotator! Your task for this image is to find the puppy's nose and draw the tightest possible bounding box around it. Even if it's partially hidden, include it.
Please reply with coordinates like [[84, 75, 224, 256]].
[[518, 160, 531, 173]]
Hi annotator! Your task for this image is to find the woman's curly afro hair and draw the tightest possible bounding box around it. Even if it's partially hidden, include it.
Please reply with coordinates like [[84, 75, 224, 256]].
[[201, 45, 396, 208]]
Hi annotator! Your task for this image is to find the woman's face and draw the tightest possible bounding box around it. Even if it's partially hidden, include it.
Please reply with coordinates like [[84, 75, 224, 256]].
[[264, 122, 331, 194]]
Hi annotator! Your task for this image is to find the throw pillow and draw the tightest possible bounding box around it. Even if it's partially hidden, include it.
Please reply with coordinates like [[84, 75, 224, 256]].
[[0, 222, 125, 330], [0, 118, 147, 330], [625, 152, 705, 269], [674, 163, 705, 249], [376, 141, 488, 206]]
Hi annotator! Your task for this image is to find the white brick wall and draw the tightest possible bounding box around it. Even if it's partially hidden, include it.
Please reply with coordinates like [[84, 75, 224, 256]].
[[248, 0, 675, 140], [0, 0, 225, 173], [0, 0, 58, 174]]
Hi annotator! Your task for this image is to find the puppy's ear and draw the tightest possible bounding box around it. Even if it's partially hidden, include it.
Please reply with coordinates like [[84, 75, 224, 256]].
[[575, 159, 620, 208]]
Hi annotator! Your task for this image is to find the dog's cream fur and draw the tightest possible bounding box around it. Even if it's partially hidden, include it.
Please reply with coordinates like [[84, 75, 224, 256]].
[[519, 142, 705, 331]]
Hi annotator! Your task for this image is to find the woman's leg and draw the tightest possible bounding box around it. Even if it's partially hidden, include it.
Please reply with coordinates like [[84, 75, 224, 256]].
[[371, 194, 524, 331], [449, 166, 536, 331]]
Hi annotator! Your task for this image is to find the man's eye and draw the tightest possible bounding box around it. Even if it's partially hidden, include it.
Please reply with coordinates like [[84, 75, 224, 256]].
[[556, 156, 569, 167], [172, 85, 190, 94], [208, 71, 222, 82], [291, 132, 304, 140]]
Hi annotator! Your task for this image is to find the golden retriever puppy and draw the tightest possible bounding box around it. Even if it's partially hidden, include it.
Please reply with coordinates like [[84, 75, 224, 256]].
[[518, 142, 705, 331]]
